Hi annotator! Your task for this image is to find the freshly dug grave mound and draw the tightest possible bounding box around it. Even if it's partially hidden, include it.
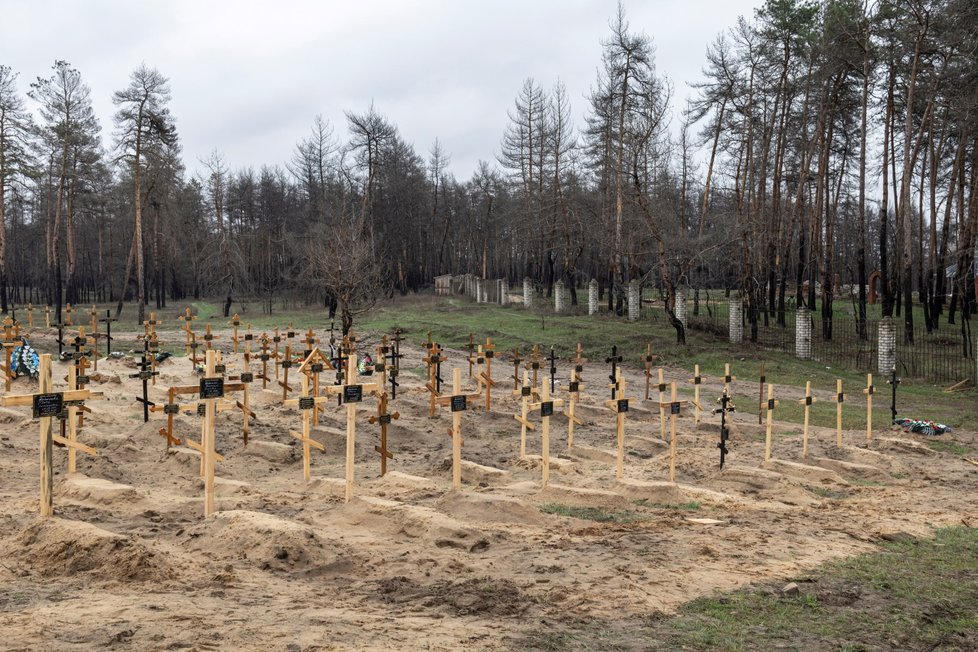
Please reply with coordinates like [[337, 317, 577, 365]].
[[334, 496, 491, 552], [57, 475, 142, 505], [436, 491, 547, 526], [10, 518, 171, 582]]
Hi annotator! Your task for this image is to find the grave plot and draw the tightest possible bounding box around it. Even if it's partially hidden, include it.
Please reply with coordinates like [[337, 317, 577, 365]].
[[0, 324, 974, 652]]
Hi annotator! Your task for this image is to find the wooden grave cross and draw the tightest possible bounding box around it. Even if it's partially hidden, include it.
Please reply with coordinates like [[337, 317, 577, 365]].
[[62, 359, 104, 473], [605, 345, 623, 399], [424, 342, 445, 417], [467, 343, 486, 396], [762, 384, 780, 462], [188, 332, 203, 368], [643, 343, 658, 400], [798, 381, 817, 458], [390, 327, 404, 370], [298, 347, 334, 425], [0, 316, 20, 390], [374, 336, 390, 391], [424, 330, 434, 350], [26, 303, 34, 329], [243, 324, 254, 354], [653, 383, 693, 483], [886, 367, 901, 424], [178, 307, 197, 354], [283, 373, 330, 482], [513, 370, 537, 457], [436, 368, 480, 491], [65, 302, 73, 326], [656, 368, 667, 439], [305, 328, 318, 358], [330, 345, 350, 406], [525, 344, 542, 389], [70, 326, 98, 373], [835, 379, 846, 447], [229, 347, 258, 445], [863, 373, 874, 442], [757, 364, 766, 425], [688, 365, 705, 425], [529, 381, 564, 487], [511, 347, 524, 390], [713, 389, 736, 469], [0, 354, 102, 516], [320, 354, 379, 501], [257, 334, 272, 389], [199, 350, 223, 516], [384, 337, 401, 399], [278, 344, 295, 401], [565, 367, 585, 448], [202, 323, 220, 351], [368, 392, 399, 476], [88, 304, 99, 335], [44, 305, 51, 329], [722, 363, 736, 396], [604, 368, 633, 480], [98, 310, 118, 356], [229, 314, 242, 353], [136, 331, 161, 386], [479, 337, 497, 411], [285, 323, 297, 349], [271, 327, 283, 380], [466, 333, 476, 378], [130, 338, 160, 422]]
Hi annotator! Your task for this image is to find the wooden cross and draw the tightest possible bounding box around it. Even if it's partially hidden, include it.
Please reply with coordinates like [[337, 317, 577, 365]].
[[202, 323, 219, 351], [330, 345, 349, 406], [835, 379, 846, 447], [603, 368, 633, 480], [320, 354, 380, 501], [573, 342, 585, 367], [513, 369, 537, 457], [722, 363, 736, 396], [757, 364, 766, 425], [566, 367, 585, 448], [88, 304, 99, 335], [529, 381, 564, 487], [283, 373, 330, 482], [687, 364, 705, 425], [298, 347, 335, 426], [863, 373, 874, 442], [798, 381, 817, 458], [70, 325, 97, 373], [384, 338, 401, 399], [762, 384, 780, 462], [525, 344, 542, 389], [199, 350, 222, 516], [304, 328, 318, 358], [278, 344, 295, 400], [436, 368, 480, 491], [229, 313, 242, 353], [547, 346, 559, 394], [424, 342, 445, 417], [178, 308, 197, 355], [44, 305, 51, 329], [188, 332, 202, 368], [479, 337, 497, 411], [605, 345, 623, 399], [467, 344, 486, 396], [136, 331, 160, 386], [886, 367, 901, 424], [652, 383, 692, 482], [286, 323, 297, 349], [341, 332, 357, 355], [466, 333, 476, 378], [0, 316, 19, 390], [643, 343, 658, 400], [98, 310, 118, 356], [0, 354, 102, 516], [424, 331, 434, 350], [713, 389, 736, 469], [511, 347, 524, 390], [26, 303, 34, 329], [65, 302, 73, 326], [229, 348, 257, 445], [374, 336, 390, 396], [656, 368, 667, 439], [130, 338, 160, 422], [243, 323, 254, 354], [62, 359, 104, 473], [368, 392, 399, 476], [271, 327, 283, 381], [257, 334, 272, 389]]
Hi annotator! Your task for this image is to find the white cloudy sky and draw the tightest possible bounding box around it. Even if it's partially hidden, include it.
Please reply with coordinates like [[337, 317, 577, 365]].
[[2, 0, 763, 178]]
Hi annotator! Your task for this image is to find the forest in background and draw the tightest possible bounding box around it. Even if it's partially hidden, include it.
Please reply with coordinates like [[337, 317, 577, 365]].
[[0, 0, 976, 340]]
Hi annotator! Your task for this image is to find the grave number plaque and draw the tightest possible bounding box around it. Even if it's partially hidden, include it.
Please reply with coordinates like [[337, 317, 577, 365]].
[[245, 334, 253, 341], [311, 363, 324, 373], [540, 401, 554, 417], [164, 404, 180, 415], [298, 397, 315, 410], [671, 403, 681, 415], [138, 371, 153, 381], [521, 386, 531, 397], [450, 395, 467, 412], [617, 399, 629, 413], [197, 404, 207, 416], [485, 350, 494, 359], [575, 365, 583, 373], [343, 385, 363, 403], [374, 362, 385, 373], [32, 393, 64, 418], [240, 372, 254, 383], [379, 414, 392, 425], [768, 398, 776, 410], [214, 364, 226, 374], [76, 375, 90, 385], [569, 381, 579, 393], [199, 378, 225, 399]]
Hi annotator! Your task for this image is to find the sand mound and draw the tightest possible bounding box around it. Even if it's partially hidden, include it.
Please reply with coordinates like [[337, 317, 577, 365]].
[[536, 484, 630, 509], [564, 445, 617, 463], [57, 475, 142, 505], [874, 437, 935, 456], [615, 479, 685, 504], [0, 407, 22, 424], [827, 445, 907, 474], [761, 459, 849, 485], [11, 518, 170, 582], [335, 497, 490, 552], [242, 440, 295, 464], [436, 492, 546, 526], [371, 471, 441, 494], [707, 465, 818, 507], [184, 510, 358, 575], [513, 455, 576, 474], [807, 457, 892, 483]]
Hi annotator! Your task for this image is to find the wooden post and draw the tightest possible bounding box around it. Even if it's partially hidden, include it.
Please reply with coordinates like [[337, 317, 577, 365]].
[[272, 327, 282, 381], [511, 348, 523, 390], [320, 354, 379, 502], [863, 373, 874, 442], [466, 333, 475, 378], [763, 384, 779, 462], [723, 363, 736, 396], [757, 364, 766, 425], [529, 382, 564, 487], [45, 305, 51, 329], [688, 365, 703, 425], [669, 383, 678, 482], [798, 382, 816, 458], [566, 368, 584, 448], [424, 343, 444, 417], [480, 338, 497, 411], [65, 303, 73, 326], [26, 303, 33, 328], [603, 369, 632, 480], [279, 345, 294, 401], [229, 313, 242, 353], [38, 355, 53, 516], [368, 393, 399, 476], [282, 370, 331, 481], [436, 370, 480, 491], [836, 379, 845, 447], [526, 344, 542, 389], [643, 343, 656, 400], [202, 350, 219, 517], [513, 370, 535, 457], [657, 368, 667, 439], [178, 307, 196, 355], [202, 324, 219, 351]]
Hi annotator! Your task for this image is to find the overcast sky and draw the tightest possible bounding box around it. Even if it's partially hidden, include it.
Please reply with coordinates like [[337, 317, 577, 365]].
[[2, 0, 763, 179]]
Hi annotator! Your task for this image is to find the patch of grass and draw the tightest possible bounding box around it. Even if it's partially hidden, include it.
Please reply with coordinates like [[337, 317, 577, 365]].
[[927, 440, 974, 456], [635, 500, 701, 511], [513, 527, 978, 651], [539, 503, 643, 524]]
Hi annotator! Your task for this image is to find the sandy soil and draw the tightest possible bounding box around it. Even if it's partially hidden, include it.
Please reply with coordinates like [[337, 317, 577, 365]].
[[0, 325, 976, 651]]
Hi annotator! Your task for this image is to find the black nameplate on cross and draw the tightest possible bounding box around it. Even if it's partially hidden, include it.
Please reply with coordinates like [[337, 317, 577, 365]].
[[299, 397, 315, 410], [540, 401, 554, 417], [33, 393, 64, 418], [605, 345, 623, 399], [199, 378, 225, 399], [343, 385, 363, 403], [617, 399, 629, 413], [671, 402, 681, 415], [450, 395, 467, 412]]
